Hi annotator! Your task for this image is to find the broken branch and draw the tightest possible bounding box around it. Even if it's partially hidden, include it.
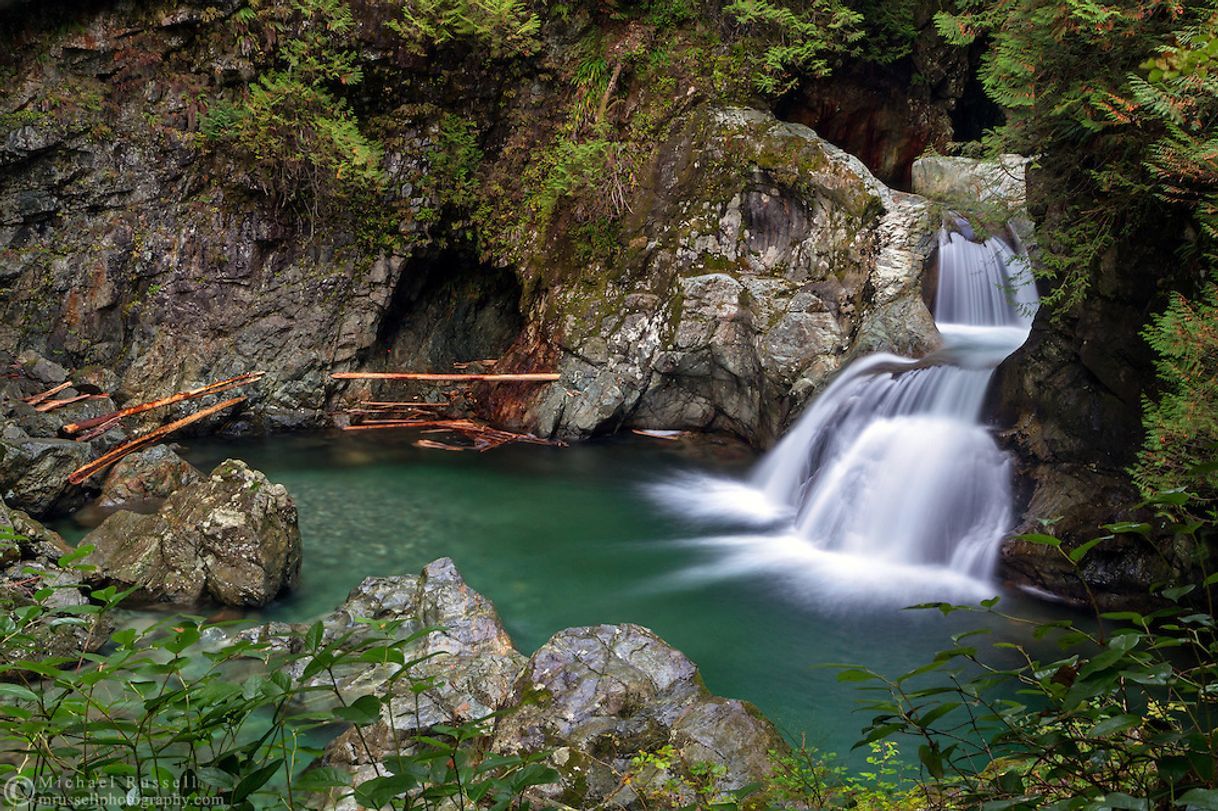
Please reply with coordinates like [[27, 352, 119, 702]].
[[23, 381, 72, 406], [61, 372, 263, 436], [67, 396, 246, 485], [35, 394, 107, 413]]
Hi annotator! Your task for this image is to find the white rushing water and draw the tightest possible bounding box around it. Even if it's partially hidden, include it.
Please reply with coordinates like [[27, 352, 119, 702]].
[[654, 222, 1039, 602]]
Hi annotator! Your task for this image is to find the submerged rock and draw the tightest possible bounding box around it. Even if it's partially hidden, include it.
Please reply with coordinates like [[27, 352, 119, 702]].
[[303, 559, 785, 810], [84, 459, 300, 607]]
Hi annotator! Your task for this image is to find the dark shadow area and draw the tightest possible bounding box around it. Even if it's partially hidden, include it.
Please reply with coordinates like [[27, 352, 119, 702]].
[[370, 245, 525, 390], [775, 62, 953, 190]]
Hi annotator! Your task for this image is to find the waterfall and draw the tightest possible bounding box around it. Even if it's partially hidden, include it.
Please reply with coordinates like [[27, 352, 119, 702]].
[[654, 222, 1038, 591]]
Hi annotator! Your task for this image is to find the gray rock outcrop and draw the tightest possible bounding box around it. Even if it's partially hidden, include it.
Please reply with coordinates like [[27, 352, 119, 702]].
[[272, 559, 786, 810], [500, 107, 940, 444], [84, 459, 300, 607]]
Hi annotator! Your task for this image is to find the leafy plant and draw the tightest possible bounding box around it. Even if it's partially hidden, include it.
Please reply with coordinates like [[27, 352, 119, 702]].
[[388, 0, 541, 58], [1135, 279, 1218, 501], [0, 549, 556, 809], [725, 0, 865, 93], [201, 0, 385, 228], [843, 493, 1218, 810]]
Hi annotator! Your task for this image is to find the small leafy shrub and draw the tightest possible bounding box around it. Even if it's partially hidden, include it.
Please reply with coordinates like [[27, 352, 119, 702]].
[[201, 0, 385, 226], [0, 548, 555, 809], [765, 742, 926, 810], [534, 137, 633, 224], [426, 113, 484, 214], [844, 492, 1218, 810], [1134, 279, 1218, 501], [202, 75, 384, 223], [724, 0, 865, 93]]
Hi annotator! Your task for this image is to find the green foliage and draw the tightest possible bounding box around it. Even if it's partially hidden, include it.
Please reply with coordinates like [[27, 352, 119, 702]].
[[933, 1, 1218, 499], [203, 75, 384, 223], [535, 138, 612, 222], [0, 550, 556, 809], [642, 0, 697, 30], [932, 0, 1197, 308], [765, 742, 926, 810], [202, 0, 385, 226], [725, 0, 865, 93], [388, 0, 541, 57], [846, 496, 1218, 809], [850, 0, 919, 65], [427, 114, 484, 213], [1135, 279, 1218, 500]]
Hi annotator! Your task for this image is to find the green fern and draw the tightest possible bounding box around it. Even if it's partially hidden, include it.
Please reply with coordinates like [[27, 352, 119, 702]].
[[725, 0, 865, 93], [1133, 279, 1218, 499]]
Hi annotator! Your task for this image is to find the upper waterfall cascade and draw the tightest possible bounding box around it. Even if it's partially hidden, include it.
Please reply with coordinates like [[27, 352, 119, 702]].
[[655, 221, 1039, 591]]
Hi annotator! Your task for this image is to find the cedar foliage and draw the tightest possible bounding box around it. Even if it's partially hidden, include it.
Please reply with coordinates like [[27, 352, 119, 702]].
[[937, 0, 1218, 500]]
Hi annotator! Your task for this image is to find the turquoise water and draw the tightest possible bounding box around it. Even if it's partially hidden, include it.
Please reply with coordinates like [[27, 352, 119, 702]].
[[91, 431, 1075, 764]]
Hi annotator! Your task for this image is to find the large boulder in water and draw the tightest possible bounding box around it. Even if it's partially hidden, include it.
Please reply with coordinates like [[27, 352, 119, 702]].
[[310, 559, 528, 791], [489, 623, 785, 808], [84, 459, 300, 607]]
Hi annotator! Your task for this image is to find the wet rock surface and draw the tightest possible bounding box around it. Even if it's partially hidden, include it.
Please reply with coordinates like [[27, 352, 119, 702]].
[[92, 444, 202, 518], [84, 459, 300, 607]]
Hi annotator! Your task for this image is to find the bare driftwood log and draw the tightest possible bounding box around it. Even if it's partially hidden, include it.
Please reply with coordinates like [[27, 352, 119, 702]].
[[75, 416, 124, 443], [61, 372, 263, 436], [67, 396, 246, 485], [35, 394, 108, 413], [340, 417, 564, 451]]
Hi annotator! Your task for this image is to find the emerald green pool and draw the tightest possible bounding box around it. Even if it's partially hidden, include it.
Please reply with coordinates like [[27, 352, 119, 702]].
[[106, 431, 1074, 765]]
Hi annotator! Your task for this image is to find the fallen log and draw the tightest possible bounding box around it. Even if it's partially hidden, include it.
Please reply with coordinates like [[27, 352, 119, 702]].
[[67, 396, 246, 485], [342, 419, 483, 432], [61, 372, 263, 436], [35, 393, 108, 413], [24, 381, 72, 406], [331, 372, 559, 383], [358, 401, 447, 409]]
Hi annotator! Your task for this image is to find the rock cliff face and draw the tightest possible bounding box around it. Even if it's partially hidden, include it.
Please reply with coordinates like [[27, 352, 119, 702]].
[[992, 247, 1161, 606], [0, 1, 939, 446], [503, 108, 939, 443]]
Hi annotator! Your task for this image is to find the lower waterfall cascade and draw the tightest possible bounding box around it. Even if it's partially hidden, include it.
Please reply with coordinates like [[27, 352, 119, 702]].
[[654, 221, 1040, 599]]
